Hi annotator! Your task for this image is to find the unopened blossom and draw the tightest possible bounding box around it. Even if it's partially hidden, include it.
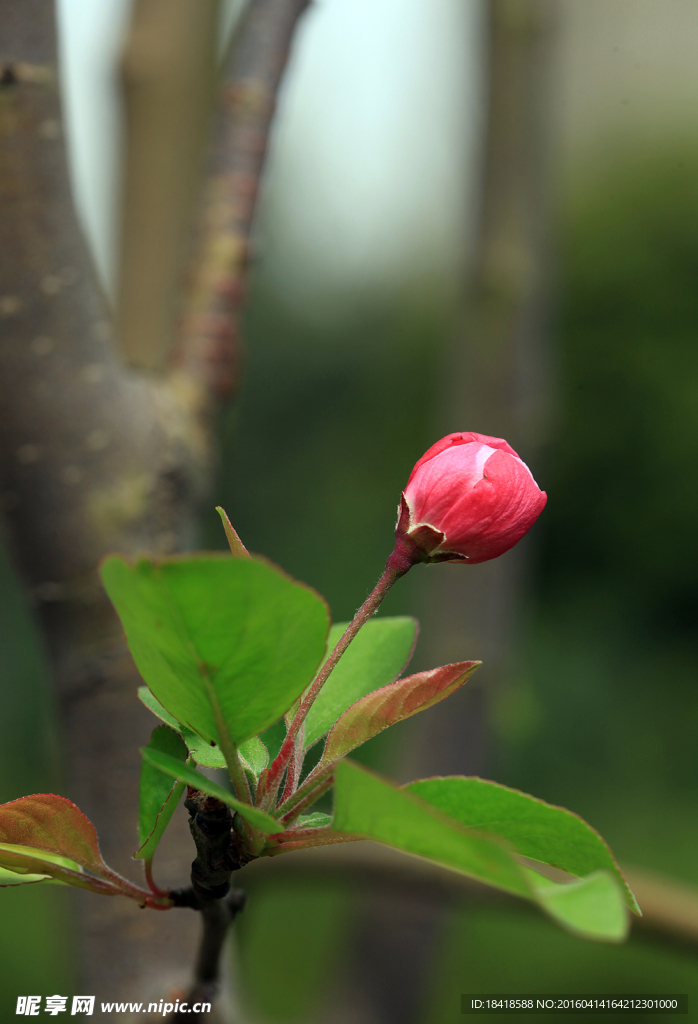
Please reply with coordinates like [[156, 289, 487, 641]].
[[388, 432, 547, 572]]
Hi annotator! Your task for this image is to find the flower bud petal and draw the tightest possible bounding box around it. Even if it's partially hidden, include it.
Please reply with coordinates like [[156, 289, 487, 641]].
[[406, 431, 520, 486], [394, 432, 546, 567]]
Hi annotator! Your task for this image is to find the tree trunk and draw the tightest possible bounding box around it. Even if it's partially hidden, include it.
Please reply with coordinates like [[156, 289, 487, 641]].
[[0, 0, 212, 1002], [0, 0, 312, 1008]]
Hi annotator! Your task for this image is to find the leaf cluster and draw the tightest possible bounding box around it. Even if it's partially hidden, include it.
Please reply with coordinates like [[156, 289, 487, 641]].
[[0, 537, 639, 941]]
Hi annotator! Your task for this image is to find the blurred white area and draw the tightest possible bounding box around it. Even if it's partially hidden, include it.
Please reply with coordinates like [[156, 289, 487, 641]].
[[56, 0, 134, 295], [56, 0, 484, 303], [261, 0, 484, 307], [557, 0, 698, 182]]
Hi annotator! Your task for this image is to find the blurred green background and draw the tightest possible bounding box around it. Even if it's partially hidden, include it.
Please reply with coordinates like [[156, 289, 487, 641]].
[[2, 0, 698, 1021]]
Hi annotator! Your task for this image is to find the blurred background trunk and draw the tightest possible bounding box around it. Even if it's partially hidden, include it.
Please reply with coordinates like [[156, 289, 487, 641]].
[[0, 0, 215, 1005], [343, 4, 558, 1021], [0, 0, 313, 1012], [402, 0, 556, 795]]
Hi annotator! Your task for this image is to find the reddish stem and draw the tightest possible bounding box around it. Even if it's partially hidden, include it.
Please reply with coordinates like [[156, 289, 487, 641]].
[[260, 560, 407, 809], [278, 771, 334, 825], [265, 830, 362, 856], [145, 858, 169, 899]]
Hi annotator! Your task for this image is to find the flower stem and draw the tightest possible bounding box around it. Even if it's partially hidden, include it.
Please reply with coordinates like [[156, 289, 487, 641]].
[[260, 561, 407, 808]]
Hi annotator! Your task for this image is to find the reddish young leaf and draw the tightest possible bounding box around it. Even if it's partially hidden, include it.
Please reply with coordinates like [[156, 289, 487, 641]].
[[0, 794, 167, 906], [0, 794, 106, 870], [312, 661, 479, 777]]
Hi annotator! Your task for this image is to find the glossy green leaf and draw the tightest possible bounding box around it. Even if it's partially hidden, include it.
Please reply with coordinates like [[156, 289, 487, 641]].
[[101, 554, 330, 748], [405, 776, 638, 914], [140, 747, 283, 835], [333, 760, 529, 898], [135, 726, 188, 861], [239, 735, 269, 777], [333, 761, 629, 942], [303, 617, 418, 749], [314, 662, 478, 775]]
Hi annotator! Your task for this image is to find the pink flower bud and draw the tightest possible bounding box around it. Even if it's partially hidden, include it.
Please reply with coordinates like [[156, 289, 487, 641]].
[[388, 432, 547, 572]]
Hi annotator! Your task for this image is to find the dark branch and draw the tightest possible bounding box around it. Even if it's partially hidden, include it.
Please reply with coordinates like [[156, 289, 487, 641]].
[[173, 0, 311, 401], [166, 790, 249, 1021], [184, 787, 238, 900]]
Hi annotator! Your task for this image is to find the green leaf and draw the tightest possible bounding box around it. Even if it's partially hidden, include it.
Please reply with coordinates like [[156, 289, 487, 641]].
[[332, 761, 629, 942], [138, 685, 243, 770], [135, 726, 188, 861], [239, 735, 269, 777], [0, 865, 61, 887], [140, 747, 283, 835], [333, 760, 529, 898], [180, 728, 228, 768], [303, 617, 418, 749], [314, 662, 478, 774], [260, 719, 286, 762], [523, 867, 628, 942], [405, 776, 639, 914], [296, 812, 332, 829], [0, 843, 83, 875], [101, 554, 330, 748], [138, 686, 180, 730]]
